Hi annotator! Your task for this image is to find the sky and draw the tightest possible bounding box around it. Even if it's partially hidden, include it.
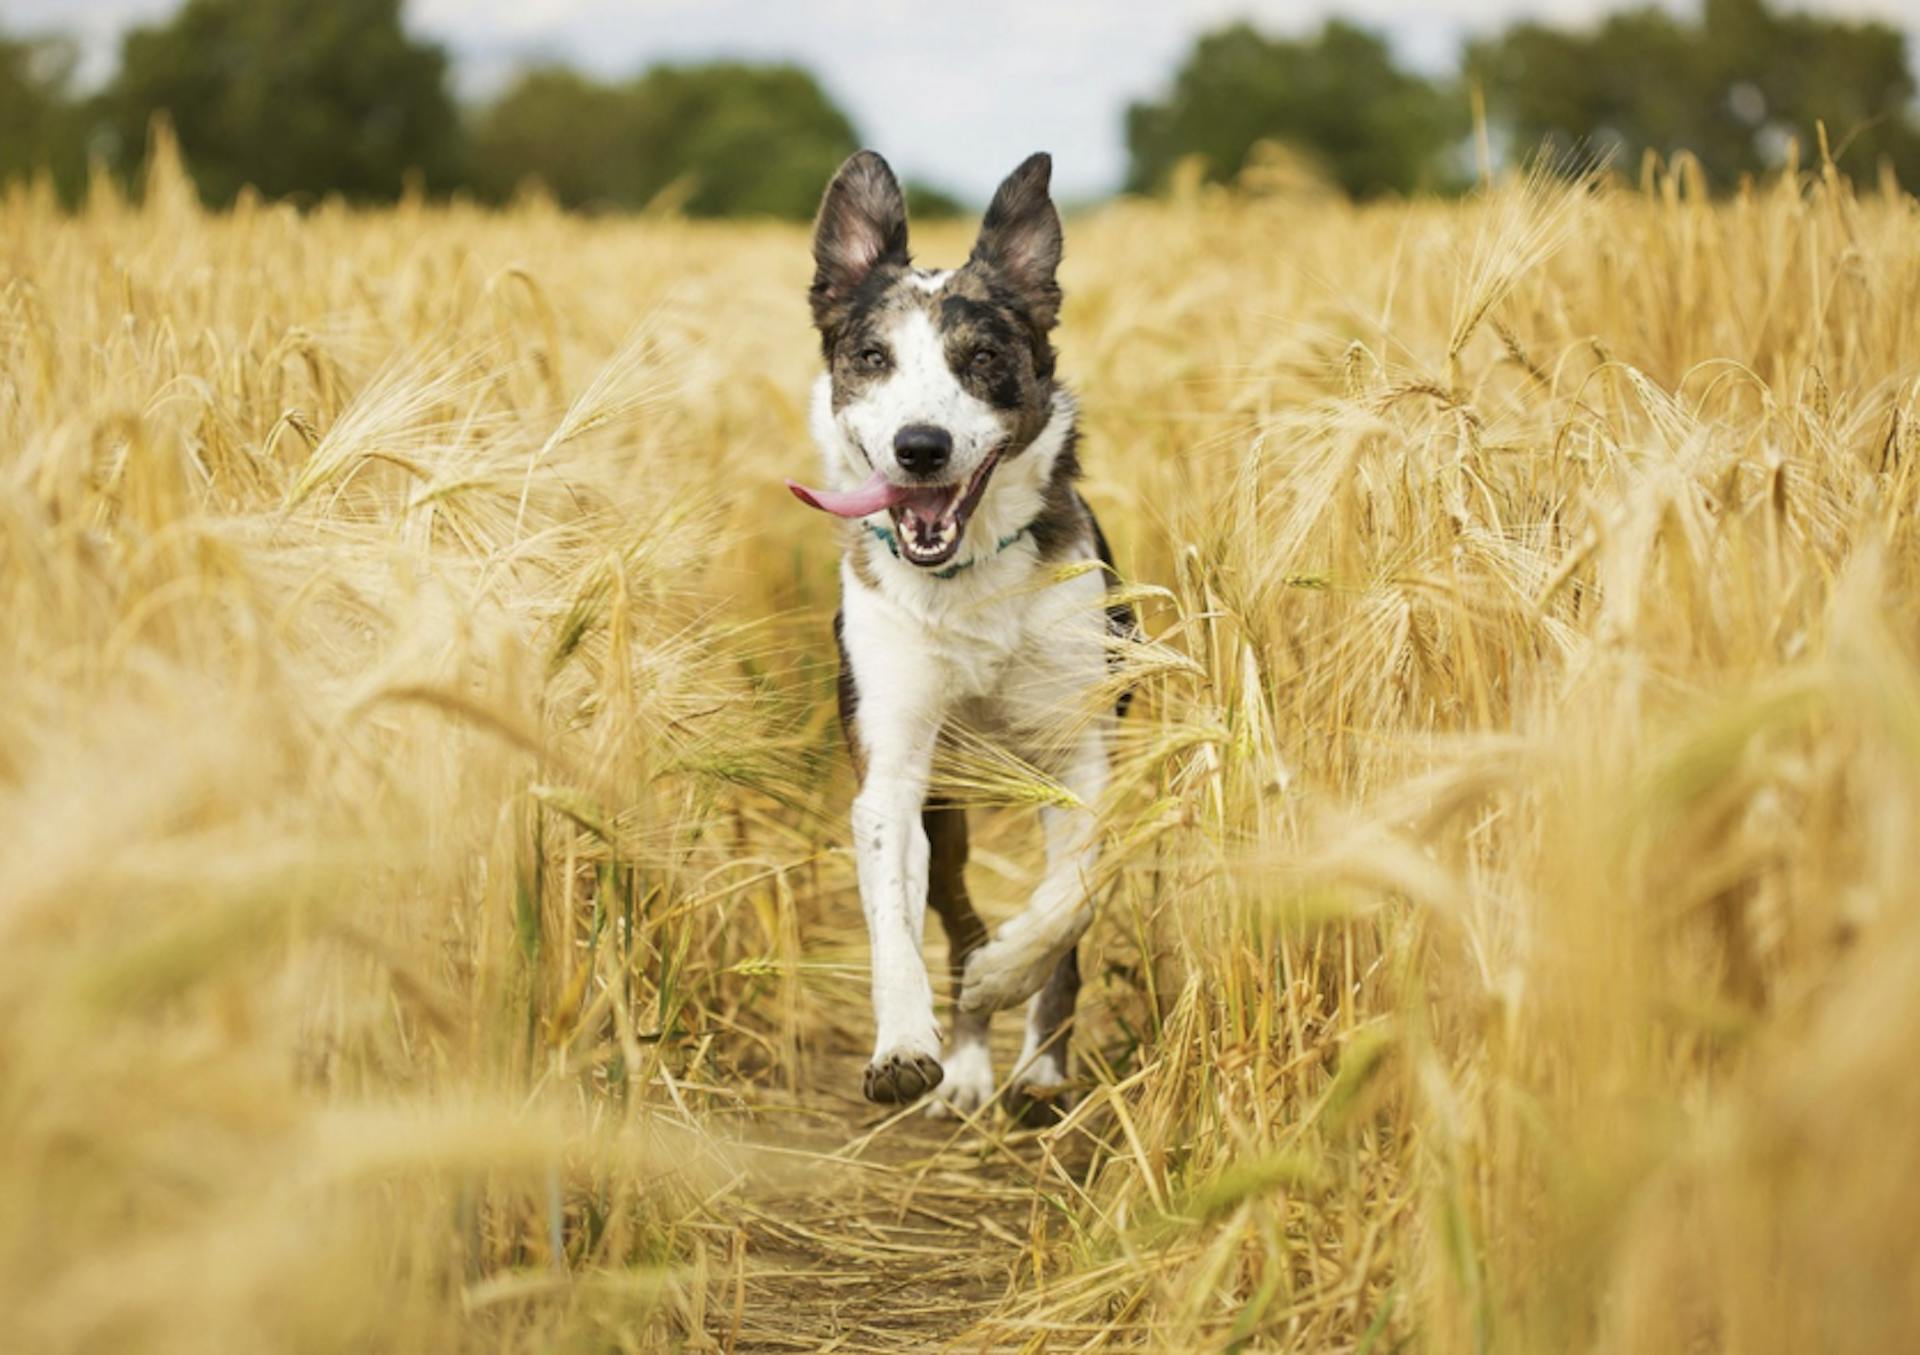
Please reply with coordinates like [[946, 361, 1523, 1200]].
[[10, 0, 1920, 202]]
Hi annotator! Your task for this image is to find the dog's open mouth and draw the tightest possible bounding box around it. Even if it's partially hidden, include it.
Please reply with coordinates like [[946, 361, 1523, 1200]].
[[786, 449, 1003, 569], [889, 449, 1002, 566]]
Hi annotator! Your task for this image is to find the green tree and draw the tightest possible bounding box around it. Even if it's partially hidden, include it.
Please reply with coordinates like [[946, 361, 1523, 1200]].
[[469, 67, 631, 207], [0, 31, 86, 199], [1125, 21, 1464, 199], [104, 0, 464, 205], [474, 62, 860, 218], [1469, 0, 1920, 187], [902, 181, 965, 219]]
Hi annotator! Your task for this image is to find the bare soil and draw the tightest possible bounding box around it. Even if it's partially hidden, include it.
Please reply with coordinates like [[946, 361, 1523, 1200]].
[[714, 1035, 1079, 1354]]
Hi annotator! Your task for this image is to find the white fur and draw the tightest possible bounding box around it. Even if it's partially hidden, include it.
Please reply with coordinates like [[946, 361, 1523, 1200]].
[[925, 1023, 994, 1118], [956, 729, 1106, 1015], [816, 376, 1113, 1103], [1014, 999, 1070, 1090]]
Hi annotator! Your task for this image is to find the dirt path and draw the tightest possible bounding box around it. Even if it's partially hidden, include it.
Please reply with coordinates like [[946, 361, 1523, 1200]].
[[711, 1035, 1065, 1354]]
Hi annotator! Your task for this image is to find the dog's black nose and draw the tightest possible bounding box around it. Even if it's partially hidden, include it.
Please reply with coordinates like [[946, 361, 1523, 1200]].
[[893, 424, 952, 477]]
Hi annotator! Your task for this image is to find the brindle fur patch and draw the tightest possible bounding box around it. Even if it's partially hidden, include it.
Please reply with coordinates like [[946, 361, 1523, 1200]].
[[843, 522, 883, 592], [923, 802, 988, 1001], [832, 609, 865, 782], [822, 263, 913, 410], [1026, 424, 1087, 561], [822, 262, 1059, 460]]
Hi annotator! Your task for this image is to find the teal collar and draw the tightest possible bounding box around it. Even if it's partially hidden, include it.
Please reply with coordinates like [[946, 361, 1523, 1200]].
[[865, 521, 1031, 579]]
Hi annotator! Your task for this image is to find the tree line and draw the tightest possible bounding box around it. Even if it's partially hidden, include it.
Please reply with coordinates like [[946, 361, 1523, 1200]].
[[2, 0, 1916, 214], [1129, 0, 1920, 197], [0, 0, 930, 217]]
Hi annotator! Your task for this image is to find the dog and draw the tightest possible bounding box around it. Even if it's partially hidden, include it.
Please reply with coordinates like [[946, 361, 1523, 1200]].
[[787, 150, 1131, 1118]]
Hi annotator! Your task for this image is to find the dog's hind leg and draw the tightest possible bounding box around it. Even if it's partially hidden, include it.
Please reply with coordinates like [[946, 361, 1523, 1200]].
[[921, 802, 995, 1118], [1007, 946, 1079, 1125], [957, 727, 1108, 1016]]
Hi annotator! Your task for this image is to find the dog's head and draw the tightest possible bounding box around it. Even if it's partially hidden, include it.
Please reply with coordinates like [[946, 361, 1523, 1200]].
[[801, 150, 1064, 568]]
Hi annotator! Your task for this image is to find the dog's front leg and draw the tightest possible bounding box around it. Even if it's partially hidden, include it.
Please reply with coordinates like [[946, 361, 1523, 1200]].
[[957, 727, 1109, 1016], [851, 713, 945, 1104]]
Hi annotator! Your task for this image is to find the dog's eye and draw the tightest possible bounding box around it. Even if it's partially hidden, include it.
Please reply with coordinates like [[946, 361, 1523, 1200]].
[[855, 346, 890, 371], [969, 347, 1000, 371]]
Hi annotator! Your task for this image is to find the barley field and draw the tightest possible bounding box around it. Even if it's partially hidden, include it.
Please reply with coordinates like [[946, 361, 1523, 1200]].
[[6, 129, 1920, 1354]]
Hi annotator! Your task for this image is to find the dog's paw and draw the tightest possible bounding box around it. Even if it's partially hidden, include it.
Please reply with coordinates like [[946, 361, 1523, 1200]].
[[1005, 1080, 1075, 1128], [958, 933, 1056, 1016], [1005, 1056, 1074, 1127], [924, 1040, 994, 1120], [863, 1046, 944, 1105]]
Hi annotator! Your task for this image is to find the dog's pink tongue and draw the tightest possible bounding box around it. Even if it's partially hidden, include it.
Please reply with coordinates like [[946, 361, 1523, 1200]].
[[785, 470, 910, 519]]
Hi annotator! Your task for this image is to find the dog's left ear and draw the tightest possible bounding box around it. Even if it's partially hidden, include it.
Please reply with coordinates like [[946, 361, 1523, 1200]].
[[971, 152, 1063, 330]]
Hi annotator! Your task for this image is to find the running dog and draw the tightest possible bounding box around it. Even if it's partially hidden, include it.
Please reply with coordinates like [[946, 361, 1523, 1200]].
[[787, 150, 1130, 1118]]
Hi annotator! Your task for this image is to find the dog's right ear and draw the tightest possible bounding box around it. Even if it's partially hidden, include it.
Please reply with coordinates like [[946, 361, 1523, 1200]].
[[810, 151, 909, 336]]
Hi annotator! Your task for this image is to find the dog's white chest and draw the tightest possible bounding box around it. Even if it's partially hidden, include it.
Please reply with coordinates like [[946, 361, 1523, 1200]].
[[840, 544, 1108, 747]]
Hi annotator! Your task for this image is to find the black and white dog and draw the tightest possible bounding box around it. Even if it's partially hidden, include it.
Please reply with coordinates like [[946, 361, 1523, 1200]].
[[788, 150, 1130, 1117]]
